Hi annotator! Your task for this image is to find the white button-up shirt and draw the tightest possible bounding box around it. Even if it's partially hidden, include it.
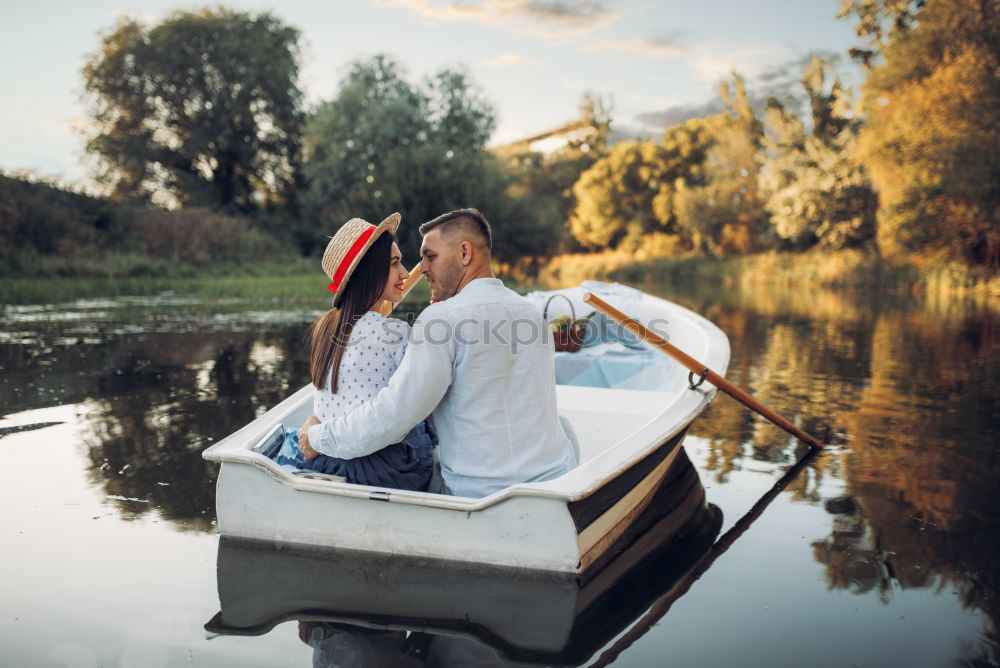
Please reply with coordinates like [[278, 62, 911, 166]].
[[308, 278, 577, 498]]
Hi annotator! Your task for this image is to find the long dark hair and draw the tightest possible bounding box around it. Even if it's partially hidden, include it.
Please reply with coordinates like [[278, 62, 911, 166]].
[[310, 232, 394, 392]]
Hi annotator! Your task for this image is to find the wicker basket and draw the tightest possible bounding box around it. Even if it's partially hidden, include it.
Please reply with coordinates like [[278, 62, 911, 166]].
[[544, 294, 587, 353]]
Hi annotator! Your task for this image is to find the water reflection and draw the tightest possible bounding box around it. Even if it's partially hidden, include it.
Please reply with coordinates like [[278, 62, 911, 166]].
[[647, 282, 1000, 664], [2, 286, 998, 665], [835, 308, 1000, 665], [0, 300, 318, 530], [206, 488, 722, 666]]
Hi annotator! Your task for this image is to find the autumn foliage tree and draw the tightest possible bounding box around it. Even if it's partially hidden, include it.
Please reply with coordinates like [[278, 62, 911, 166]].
[[570, 75, 770, 256], [759, 57, 878, 250], [570, 139, 698, 249], [672, 75, 770, 256], [843, 0, 1000, 267]]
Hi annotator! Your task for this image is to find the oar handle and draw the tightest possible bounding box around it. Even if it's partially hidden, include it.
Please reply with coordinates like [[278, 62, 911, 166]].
[[582, 291, 824, 450], [379, 266, 424, 316]]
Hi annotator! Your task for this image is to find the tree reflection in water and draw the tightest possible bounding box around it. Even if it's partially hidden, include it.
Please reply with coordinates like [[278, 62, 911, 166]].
[[2, 290, 997, 664], [652, 282, 1000, 664], [77, 327, 313, 529], [0, 304, 316, 531]]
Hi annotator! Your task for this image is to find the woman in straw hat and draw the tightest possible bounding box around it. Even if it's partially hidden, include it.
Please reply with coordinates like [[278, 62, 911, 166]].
[[270, 213, 437, 491]]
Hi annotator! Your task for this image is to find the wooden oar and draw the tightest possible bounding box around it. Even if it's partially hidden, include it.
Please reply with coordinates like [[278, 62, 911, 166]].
[[378, 265, 424, 316], [582, 291, 824, 450]]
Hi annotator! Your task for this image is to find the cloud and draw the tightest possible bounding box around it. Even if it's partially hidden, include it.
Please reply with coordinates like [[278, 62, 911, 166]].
[[754, 51, 844, 85], [755, 66, 790, 84], [632, 50, 847, 131], [377, 0, 620, 39], [482, 52, 542, 68], [624, 91, 679, 111], [634, 100, 725, 129], [583, 35, 684, 59], [684, 39, 793, 84]]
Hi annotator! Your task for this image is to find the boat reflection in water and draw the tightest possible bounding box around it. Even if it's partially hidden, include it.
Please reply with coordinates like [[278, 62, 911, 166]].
[[205, 449, 722, 667]]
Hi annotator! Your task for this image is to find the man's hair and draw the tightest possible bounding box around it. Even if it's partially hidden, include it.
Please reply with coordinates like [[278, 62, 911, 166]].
[[419, 208, 492, 252]]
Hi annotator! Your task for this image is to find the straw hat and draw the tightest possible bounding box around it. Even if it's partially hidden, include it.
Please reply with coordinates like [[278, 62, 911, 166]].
[[321, 212, 401, 302]]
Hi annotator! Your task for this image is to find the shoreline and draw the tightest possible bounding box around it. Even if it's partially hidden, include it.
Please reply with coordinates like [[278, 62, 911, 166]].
[[532, 249, 1000, 298], [0, 271, 434, 308], [3, 250, 998, 307]]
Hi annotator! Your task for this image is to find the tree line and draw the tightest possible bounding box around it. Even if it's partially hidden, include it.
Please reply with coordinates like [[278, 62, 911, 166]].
[[567, 0, 998, 269], [3, 0, 997, 277]]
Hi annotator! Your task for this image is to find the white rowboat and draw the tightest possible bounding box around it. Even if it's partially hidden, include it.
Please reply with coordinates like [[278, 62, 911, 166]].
[[202, 281, 730, 574]]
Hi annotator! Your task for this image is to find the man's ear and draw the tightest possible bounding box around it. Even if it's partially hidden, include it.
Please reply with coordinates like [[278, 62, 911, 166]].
[[460, 240, 473, 266]]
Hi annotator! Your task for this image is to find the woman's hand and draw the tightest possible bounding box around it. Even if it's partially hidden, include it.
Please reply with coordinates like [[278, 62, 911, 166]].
[[298, 416, 320, 460]]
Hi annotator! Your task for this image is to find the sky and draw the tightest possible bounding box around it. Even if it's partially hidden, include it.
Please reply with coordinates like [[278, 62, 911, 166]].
[[0, 0, 863, 186]]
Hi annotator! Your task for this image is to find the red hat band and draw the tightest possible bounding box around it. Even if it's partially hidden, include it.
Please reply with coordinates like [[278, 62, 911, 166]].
[[328, 225, 377, 294]]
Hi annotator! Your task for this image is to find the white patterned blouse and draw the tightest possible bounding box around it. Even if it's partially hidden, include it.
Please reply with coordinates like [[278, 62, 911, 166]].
[[312, 311, 410, 422]]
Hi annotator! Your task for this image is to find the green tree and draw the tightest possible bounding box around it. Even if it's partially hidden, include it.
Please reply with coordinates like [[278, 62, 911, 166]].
[[0, 172, 126, 266], [503, 151, 572, 257], [503, 93, 614, 254], [303, 55, 545, 261], [843, 0, 1000, 267], [81, 8, 304, 211], [759, 57, 877, 250]]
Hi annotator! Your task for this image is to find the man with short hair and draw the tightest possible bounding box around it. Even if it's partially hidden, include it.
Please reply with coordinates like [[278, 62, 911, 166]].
[[299, 208, 578, 498]]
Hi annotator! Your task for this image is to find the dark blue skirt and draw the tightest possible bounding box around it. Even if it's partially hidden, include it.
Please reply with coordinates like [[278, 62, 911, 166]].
[[273, 420, 437, 493]]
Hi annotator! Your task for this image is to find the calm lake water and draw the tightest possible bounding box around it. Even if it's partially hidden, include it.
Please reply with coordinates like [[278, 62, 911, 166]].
[[1, 282, 997, 667]]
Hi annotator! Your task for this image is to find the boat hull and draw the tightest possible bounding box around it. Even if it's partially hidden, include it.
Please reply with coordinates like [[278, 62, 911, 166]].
[[205, 482, 723, 665], [214, 426, 702, 574]]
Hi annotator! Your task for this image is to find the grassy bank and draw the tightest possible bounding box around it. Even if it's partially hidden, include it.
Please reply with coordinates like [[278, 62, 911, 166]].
[[6, 248, 997, 307], [535, 249, 1000, 296], [2, 273, 315, 306], [0, 261, 433, 307]]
